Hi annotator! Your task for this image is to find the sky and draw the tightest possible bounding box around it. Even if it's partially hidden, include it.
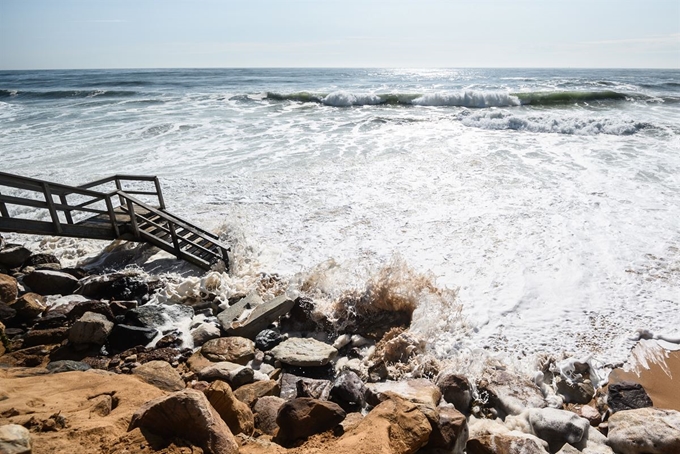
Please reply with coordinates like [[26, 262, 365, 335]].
[[1, 0, 678, 69]]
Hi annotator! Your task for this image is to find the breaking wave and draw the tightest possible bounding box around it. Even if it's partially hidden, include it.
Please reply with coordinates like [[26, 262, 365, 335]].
[[0, 89, 138, 99]]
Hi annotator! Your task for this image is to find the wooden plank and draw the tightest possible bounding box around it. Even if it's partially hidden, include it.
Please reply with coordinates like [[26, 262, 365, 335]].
[[0, 192, 10, 218], [59, 194, 74, 224], [0, 217, 117, 240], [42, 182, 62, 234]]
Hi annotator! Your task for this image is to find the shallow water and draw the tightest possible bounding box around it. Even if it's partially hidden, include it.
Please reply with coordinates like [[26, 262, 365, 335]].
[[2, 68, 679, 367]]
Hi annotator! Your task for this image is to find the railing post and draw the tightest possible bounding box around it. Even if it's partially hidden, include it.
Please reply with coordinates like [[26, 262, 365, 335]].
[[126, 198, 140, 238], [154, 177, 166, 210], [59, 194, 74, 224], [0, 192, 9, 218], [115, 178, 124, 207], [42, 182, 62, 234], [168, 222, 182, 259], [105, 196, 120, 237]]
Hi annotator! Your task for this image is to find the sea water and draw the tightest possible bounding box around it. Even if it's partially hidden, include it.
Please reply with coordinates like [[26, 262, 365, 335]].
[[1, 68, 679, 368]]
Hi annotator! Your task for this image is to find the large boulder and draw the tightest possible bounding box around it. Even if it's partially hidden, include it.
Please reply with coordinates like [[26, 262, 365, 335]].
[[69, 311, 114, 346], [0, 423, 32, 454], [467, 417, 549, 454], [218, 294, 295, 339], [22, 326, 69, 348], [107, 324, 157, 352], [607, 381, 653, 413], [79, 273, 149, 301], [22, 270, 79, 295], [197, 361, 254, 388], [10, 293, 46, 320], [607, 407, 680, 454], [0, 274, 18, 304], [0, 245, 32, 269], [436, 370, 473, 413], [125, 303, 193, 330], [201, 336, 255, 365], [253, 396, 286, 435], [427, 403, 468, 454], [191, 322, 221, 347], [233, 380, 280, 407], [275, 397, 346, 445], [128, 388, 239, 454], [478, 369, 546, 418], [133, 360, 185, 392], [270, 337, 338, 367], [365, 379, 442, 419], [204, 380, 255, 435], [527, 407, 589, 452]]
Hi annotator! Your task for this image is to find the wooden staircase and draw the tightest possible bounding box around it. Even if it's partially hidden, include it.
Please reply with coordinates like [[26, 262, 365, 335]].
[[0, 171, 229, 271]]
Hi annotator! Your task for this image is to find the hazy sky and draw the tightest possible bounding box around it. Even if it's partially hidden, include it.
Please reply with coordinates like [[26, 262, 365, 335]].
[[1, 0, 678, 69]]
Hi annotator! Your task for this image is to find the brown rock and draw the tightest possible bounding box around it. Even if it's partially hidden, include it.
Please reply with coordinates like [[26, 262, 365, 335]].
[[0, 320, 6, 356], [0, 274, 18, 304], [253, 396, 285, 435], [21, 327, 69, 348], [275, 397, 346, 445], [187, 350, 213, 373], [427, 403, 468, 453], [467, 418, 549, 454], [128, 388, 239, 454], [234, 379, 281, 407], [280, 373, 332, 400], [478, 369, 546, 418], [0, 344, 53, 367], [202, 336, 255, 364], [365, 378, 442, 420], [10, 293, 46, 320], [204, 380, 255, 435], [132, 360, 185, 392]]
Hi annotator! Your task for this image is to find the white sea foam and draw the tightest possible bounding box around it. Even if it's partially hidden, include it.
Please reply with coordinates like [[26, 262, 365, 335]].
[[322, 91, 382, 107], [413, 91, 520, 107]]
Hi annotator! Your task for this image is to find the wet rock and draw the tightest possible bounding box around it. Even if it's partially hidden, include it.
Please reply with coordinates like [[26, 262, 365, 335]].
[[80, 273, 149, 301], [191, 322, 221, 347], [198, 361, 255, 388], [368, 360, 389, 382], [330, 370, 366, 412], [125, 303, 194, 330], [155, 332, 182, 349], [0, 245, 32, 269], [10, 292, 46, 320], [128, 388, 239, 454], [279, 296, 329, 333], [254, 329, 283, 351], [555, 376, 595, 405], [46, 360, 91, 373], [270, 337, 338, 367], [108, 324, 157, 352], [0, 274, 18, 304], [427, 403, 468, 454], [219, 294, 295, 340], [233, 379, 280, 407], [334, 394, 431, 454], [204, 380, 255, 435], [109, 300, 137, 317], [24, 253, 61, 268], [69, 311, 114, 345], [280, 373, 332, 400], [0, 423, 32, 454], [22, 326, 69, 348], [527, 407, 589, 452], [607, 381, 653, 413], [436, 370, 473, 414], [23, 269, 79, 295], [66, 300, 115, 322], [372, 328, 425, 363], [202, 336, 255, 365], [365, 379, 442, 419], [133, 360, 185, 392], [253, 396, 285, 435], [478, 369, 546, 419], [275, 397, 346, 445], [467, 417, 549, 454], [607, 407, 680, 454], [0, 303, 16, 324]]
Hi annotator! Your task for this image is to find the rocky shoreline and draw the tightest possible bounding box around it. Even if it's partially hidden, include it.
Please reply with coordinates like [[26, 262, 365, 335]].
[[1, 236, 679, 454]]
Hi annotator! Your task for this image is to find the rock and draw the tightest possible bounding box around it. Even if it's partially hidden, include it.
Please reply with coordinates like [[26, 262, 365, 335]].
[[0, 344, 51, 367], [279, 296, 329, 333], [233, 380, 280, 407], [608, 407, 680, 454], [0, 303, 16, 324], [333, 395, 431, 454], [427, 403, 468, 454], [107, 324, 157, 352], [191, 322, 221, 347], [80, 273, 149, 301], [365, 379, 442, 419], [275, 397, 346, 445], [202, 336, 255, 364], [437, 370, 473, 413], [0, 423, 32, 454], [24, 253, 61, 268], [109, 300, 137, 317], [607, 381, 653, 413], [10, 293, 46, 320], [69, 312, 114, 345], [555, 376, 595, 405], [579, 405, 601, 426], [128, 388, 239, 454], [330, 370, 366, 412], [22, 326, 69, 348], [255, 329, 283, 351], [340, 412, 364, 432], [133, 360, 185, 392], [125, 303, 193, 330], [23, 270, 79, 295], [270, 337, 338, 367], [46, 360, 91, 373], [467, 417, 549, 454], [478, 369, 546, 418], [155, 332, 182, 349], [0, 321, 6, 356], [66, 300, 115, 322], [0, 245, 32, 269], [253, 396, 285, 435], [0, 274, 18, 304], [198, 361, 255, 388], [280, 373, 332, 400], [187, 350, 213, 373], [219, 294, 295, 340], [89, 394, 113, 417], [204, 380, 255, 435], [527, 407, 589, 452]]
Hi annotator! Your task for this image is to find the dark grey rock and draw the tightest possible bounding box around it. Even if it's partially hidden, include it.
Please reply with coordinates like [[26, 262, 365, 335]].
[[330, 370, 366, 412], [24, 253, 61, 268], [69, 311, 114, 345], [125, 303, 193, 329], [108, 324, 157, 352], [255, 329, 283, 351], [47, 360, 91, 373], [437, 370, 473, 413], [607, 381, 653, 413], [22, 327, 69, 348], [23, 270, 79, 295], [79, 273, 149, 301], [0, 245, 32, 269]]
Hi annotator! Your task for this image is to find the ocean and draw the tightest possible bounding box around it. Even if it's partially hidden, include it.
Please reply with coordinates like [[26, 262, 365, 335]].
[[1, 68, 679, 370]]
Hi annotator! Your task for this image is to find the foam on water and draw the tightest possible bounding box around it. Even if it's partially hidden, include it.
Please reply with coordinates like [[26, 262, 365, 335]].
[[2, 68, 679, 374]]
